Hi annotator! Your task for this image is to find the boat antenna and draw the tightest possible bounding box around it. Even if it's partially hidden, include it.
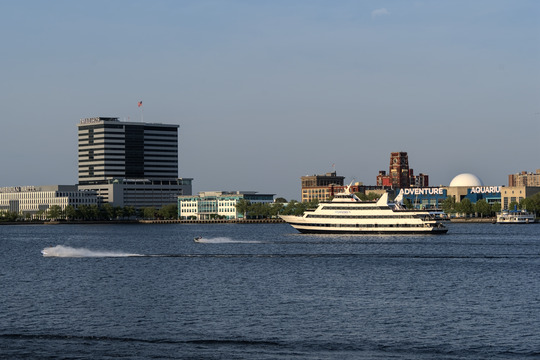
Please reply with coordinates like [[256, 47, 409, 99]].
[[138, 100, 143, 122], [345, 178, 356, 194]]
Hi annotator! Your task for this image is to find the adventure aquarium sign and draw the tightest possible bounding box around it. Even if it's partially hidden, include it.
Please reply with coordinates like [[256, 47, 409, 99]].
[[399, 187, 501, 196], [400, 188, 445, 196], [470, 186, 501, 194]]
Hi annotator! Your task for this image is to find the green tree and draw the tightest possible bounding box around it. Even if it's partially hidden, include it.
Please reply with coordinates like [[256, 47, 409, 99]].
[[281, 199, 318, 216], [366, 192, 380, 201], [403, 198, 414, 210], [246, 202, 257, 219], [64, 205, 76, 220], [101, 203, 114, 220], [77, 204, 93, 220], [460, 198, 474, 217], [143, 207, 156, 219], [158, 204, 178, 219], [76, 207, 83, 220], [280, 200, 300, 215], [441, 196, 456, 214], [0, 211, 19, 222], [89, 204, 100, 220], [235, 199, 251, 219], [306, 198, 319, 209], [123, 206, 136, 219], [250, 202, 270, 219], [47, 205, 63, 220], [355, 192, 368, 201], [275, 197, 287, 203], [491, 202, 501, 215], [269, 203, 284, 218], [474, 199, 491, 218], [530, 192, 540, 210], [136, 208, 145, 219], [520, 195, 540, 213], [36, 209, 46, 220], [75, 205, 86, 220], [112, 206, 123, 219], [354, 192, 380, 201], [508, 200, 519, 211]]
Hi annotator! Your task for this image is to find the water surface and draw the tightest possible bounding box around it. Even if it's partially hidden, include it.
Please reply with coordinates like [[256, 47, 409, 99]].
[[1, 223, 539, 359]]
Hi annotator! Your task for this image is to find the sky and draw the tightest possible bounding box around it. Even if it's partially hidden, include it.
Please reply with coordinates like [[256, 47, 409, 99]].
[[0, 0, 538, 201]]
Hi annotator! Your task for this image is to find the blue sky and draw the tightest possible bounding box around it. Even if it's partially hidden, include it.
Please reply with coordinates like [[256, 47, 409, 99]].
[[1, 0, 538, 201]]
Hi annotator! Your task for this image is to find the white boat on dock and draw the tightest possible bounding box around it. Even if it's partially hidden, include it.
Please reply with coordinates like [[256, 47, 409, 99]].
[[496, 209, 536, 224]]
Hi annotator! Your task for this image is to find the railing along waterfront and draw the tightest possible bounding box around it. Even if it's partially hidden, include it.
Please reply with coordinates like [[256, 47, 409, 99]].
[[139, 218, 285, 224]]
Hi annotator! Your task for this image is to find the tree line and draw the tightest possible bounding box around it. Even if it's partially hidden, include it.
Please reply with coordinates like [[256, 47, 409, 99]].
[[234, 191, 540, 220], [439, 198, 500, 218], [429, 192, 540, 217], [234, 193, 388, 219], [3, 192, 540, 222], [232, 198, 320, 219], [0, 203, 179, 222]]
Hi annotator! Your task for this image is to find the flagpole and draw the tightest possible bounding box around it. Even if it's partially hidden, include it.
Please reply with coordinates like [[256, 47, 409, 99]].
[[138, 101, 143, 122]]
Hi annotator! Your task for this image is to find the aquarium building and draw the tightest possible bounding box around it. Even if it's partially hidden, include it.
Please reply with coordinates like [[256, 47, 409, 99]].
[[398, 173, 502, 209]]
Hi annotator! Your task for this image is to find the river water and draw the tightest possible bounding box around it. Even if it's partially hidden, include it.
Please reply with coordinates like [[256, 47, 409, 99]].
[[1, 222, 539, 359]]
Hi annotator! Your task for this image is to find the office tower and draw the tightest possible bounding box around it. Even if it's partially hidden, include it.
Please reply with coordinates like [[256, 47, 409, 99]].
[[77, 117, 192, 208], [78, 117, 179, 184]]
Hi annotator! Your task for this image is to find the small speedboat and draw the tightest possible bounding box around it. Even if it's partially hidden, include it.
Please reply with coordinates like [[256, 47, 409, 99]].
[[193, 236, 203, 243], [41, 246, 54, 256]]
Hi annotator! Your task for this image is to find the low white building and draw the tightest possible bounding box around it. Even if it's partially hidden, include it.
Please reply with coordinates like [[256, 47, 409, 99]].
[[78, 178, 192, 209], [0, 185, 99, 217], [178, 191, 274, 220]]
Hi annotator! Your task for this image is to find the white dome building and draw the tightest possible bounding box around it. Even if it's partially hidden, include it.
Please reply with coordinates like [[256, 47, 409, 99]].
[[449, 173, 484, 187]]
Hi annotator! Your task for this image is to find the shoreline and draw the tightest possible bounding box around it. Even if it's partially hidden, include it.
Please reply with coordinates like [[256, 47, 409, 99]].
[[0, 219, 285, 225], [449, 218, 496, 223], [2, 218, 537, 225]]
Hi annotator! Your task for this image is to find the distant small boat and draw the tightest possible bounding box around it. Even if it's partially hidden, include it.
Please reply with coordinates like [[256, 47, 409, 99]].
[[194, 236, 203, 242], [496, 208, 536, 224], [41, 246, 54, 256]]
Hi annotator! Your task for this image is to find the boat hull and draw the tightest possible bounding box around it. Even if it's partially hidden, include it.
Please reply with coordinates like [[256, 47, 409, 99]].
[[496, 218, 535, 224], [294, 228, 448, 235], [290, 225, 448, 235]]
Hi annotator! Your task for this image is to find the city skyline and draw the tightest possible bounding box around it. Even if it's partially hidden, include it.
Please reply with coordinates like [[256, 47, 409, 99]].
[[1, 1, 538, 201]]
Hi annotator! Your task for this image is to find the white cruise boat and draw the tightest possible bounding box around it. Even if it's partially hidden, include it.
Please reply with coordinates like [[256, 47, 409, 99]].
[[496, 209, 536, 224], [280, 188, 448, 234]]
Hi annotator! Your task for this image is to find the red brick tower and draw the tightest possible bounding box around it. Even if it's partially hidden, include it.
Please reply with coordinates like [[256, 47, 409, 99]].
[[389, 152, 410, 188]]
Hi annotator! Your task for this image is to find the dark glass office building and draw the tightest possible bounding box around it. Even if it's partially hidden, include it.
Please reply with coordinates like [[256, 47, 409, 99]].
[[77, 117, 191, 208], [78, 117, 179, 184]]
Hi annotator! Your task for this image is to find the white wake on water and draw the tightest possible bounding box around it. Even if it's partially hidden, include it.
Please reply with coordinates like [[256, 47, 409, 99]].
[[41, 245, 141, 258], [195, 237, 261, 244]]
